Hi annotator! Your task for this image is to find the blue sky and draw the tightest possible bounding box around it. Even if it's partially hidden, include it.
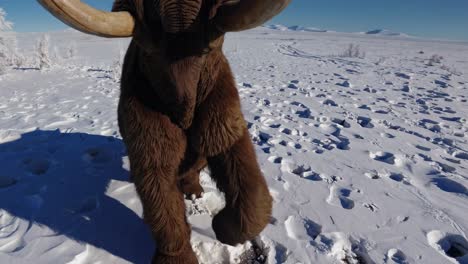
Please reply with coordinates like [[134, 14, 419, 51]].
[[0, 0, 467, 41]]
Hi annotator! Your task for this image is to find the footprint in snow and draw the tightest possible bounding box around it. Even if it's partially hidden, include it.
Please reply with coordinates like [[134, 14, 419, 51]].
[[427, 230, 468, 262], [302, 171, 323, 181], [268, 156, 283, 164], [284, 215, 322, 241], [280, 160, 311, 176], [338, 189, 355, 210], [22, 157, 51, 175], [453, 151, 468, 160], [395, 72, 411, 80], [332, 118, 351, 128], [365, 171, 381, 180], [336, 80, 352, 88], [316, 233, 373, 264], [415, 145, 431, 152], [327, 186, 355, 210], [434, 80, 449, 88], [388, 173, 408, 183], [369, 151, 396, 165], [322, 99, 338, 107], [83, 147, 114, 164], [386, 248, 409, 264], [431, 177, 467, 196], [357, 104, 372, 110], [357, 116, 374, 128], [273, 242, 289, 263], [238, 239, 271, 264]]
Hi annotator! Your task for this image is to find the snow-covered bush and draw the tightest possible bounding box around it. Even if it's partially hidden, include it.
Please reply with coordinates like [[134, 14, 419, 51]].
[[36, 34, 52, 70], [341, 44, 365, 58], [427, 54, 443, 66], [66, 42, 77, 59]]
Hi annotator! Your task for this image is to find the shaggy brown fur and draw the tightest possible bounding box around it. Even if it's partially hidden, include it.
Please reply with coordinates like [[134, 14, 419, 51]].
[[114, 0, 273, 263]]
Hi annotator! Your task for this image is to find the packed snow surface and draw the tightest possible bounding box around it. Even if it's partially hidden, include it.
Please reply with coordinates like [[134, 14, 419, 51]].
[[0, 27, 468, 264]]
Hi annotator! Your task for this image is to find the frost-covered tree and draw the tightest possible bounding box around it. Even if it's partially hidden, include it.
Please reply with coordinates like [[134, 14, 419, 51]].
[[51, 45, 62, 62], [112, 46, 125, 81], [341, 44, 365, 59], [0, 8, 12, 31], [37, 34, 52, 70], [66, 43, 77, 59], [0, 7, 14, 74]]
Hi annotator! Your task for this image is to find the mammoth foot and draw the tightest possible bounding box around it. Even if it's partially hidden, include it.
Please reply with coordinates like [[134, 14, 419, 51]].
[[212, 207, 269, 246], [152, 246, 198, 264], [180, 179, 204, 199]]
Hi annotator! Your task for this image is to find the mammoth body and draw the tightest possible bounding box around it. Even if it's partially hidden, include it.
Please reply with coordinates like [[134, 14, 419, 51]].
[[38, 0, 291, 263]]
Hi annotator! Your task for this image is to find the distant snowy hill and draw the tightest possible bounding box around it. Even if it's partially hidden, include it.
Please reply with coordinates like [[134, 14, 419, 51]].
[[263, 25, 413, 38], [364, 29, 411, 37], [264, 24, 328, 33]]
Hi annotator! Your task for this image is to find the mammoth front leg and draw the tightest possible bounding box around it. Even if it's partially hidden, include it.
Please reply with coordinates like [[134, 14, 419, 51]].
[[189, 67, 246, 157], [178, 148, 207, 199], [118, 97, 198, 264], [209, 128, 273, 246]]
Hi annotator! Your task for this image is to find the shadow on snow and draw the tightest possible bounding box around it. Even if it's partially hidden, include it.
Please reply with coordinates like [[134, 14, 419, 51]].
[[0, 130, 153, 263]]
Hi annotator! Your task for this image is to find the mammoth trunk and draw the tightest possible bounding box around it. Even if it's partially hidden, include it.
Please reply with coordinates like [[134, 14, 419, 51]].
[[158, 0, 202, 33], [166, 56, 202, 129]]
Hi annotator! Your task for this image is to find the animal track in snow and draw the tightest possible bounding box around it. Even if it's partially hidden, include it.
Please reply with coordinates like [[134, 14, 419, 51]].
[[83, 147, 113, 164], [274, 242, 289, 263], [365, 171, 381, 180], [453, 151, 468, 160], [431, 177, 467, 195], [427, 230, 468, 262], [268, 156, 283, 164], [316, 233, 373, 264], [318, 124, 351, 151], [327, 186, 355, 210], [395, 72, 411, 80], [357, 116, 374, 128], [369, 151, 396, 165], [388, 173, 406, 183], [386, 248, 409, 264], [22, 157, 51, 175], [338, 189, 355, 210], [284, 215, 322, 241], [238, 239, 270, 264], [336, 80, 352, 88], [302, 171, 323, 181], [322, 99, 338, 107], [332, 118, 351, 128], [280, 159, 311, 176]]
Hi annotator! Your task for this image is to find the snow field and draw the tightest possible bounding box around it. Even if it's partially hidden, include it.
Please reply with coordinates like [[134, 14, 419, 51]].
[[0, 28, 467, 263]]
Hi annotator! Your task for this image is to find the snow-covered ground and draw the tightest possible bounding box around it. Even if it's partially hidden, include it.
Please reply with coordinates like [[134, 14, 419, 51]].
[[0, 28, 467, 264]]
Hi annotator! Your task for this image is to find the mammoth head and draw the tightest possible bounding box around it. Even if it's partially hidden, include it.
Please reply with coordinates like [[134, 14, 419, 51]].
[[37, 0, 291, 38]]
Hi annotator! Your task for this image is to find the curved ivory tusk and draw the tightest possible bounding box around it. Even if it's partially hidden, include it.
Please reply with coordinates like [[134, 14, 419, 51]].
[[37, 0, 135, 38], [215, 0, 291, 32]]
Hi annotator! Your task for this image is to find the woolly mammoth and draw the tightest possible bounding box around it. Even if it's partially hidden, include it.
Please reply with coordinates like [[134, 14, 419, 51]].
[[38, 0, 291, 263]]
